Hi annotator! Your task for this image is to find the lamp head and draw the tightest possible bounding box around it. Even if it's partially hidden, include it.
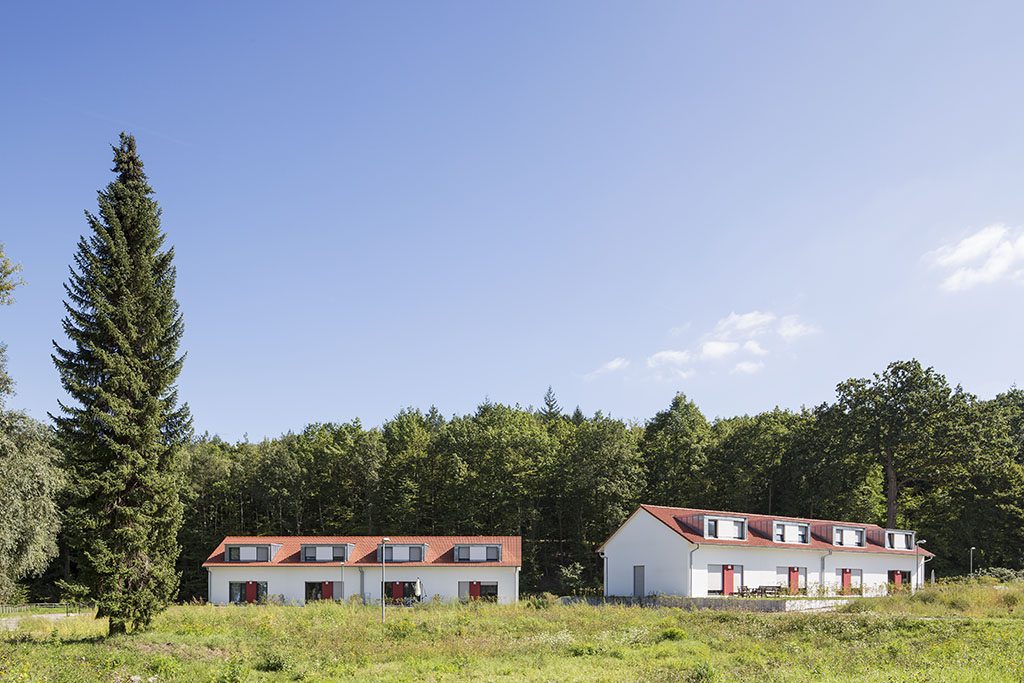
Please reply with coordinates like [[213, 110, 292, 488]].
[[382, 537, 391, 543]]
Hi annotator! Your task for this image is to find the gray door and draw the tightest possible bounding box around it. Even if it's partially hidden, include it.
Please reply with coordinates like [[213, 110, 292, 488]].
[[633, 565, 645, 598]]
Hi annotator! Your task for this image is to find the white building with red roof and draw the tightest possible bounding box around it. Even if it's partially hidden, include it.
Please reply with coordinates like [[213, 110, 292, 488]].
[[203, 535, 521, 605], [597, 505, 933, 598]]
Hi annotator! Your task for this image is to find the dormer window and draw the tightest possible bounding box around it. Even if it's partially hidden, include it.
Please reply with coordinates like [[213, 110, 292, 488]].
[[302, 545, 349, 562], [454, 544, 502, 562], [773, 521, 810, 544], [378, 544, 426, 562], [225, 544, 275, 562], [833, 526, 865, 547], [886, 530, 915, 550], [705, 516, 746, 540]]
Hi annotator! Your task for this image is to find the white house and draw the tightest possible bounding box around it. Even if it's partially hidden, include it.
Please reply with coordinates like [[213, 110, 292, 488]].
[[598, 505, 933, 598], [203, 535, 521, 605]]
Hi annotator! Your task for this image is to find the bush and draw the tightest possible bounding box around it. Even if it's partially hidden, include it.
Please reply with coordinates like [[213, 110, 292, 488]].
[[658, 626, 687, 641], [687, 662, 716, 682], [254, 652, 287, 672], [524, 593, 559, 609]]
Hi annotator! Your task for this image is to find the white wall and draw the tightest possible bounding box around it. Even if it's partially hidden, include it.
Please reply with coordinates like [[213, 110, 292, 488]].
[[208, 565, 520, 605], [601, 509, 689, 597], [690, 545, 926, 597]]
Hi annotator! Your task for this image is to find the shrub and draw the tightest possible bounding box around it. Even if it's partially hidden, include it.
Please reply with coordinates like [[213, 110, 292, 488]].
[[687, 662, 716, 682], [254, 652, 287, 672], [658, 626, 687, 641], [524, 593, 559, 609]]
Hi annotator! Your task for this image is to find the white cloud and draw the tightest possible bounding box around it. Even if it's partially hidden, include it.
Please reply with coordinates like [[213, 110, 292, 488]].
[[743, 340, 768, 356], [585, 357, 630, 380], [646, 350, 692, 368], [928, 224, 1024, 292], [777, 315, 818, 340], [700, 340, 740, 360], [732, 360, 765, 375], [711, 311, 777, 339]]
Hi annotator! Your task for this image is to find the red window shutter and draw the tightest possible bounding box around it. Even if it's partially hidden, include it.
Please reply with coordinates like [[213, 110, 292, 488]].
[[322, 581, 333, 600], [392, 582, 403, 600], [469, 581, 481, 599], [894, 571, 902, 588], [841, 568, 852, 593], [723, 565, 734, 596], [245, 581, 257, 603], [789, 567, 800, 594]]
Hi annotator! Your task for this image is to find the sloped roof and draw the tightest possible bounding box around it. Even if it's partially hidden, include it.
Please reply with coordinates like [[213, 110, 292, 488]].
[[202, 535, 521, 568], [603, 505, 934, 557]]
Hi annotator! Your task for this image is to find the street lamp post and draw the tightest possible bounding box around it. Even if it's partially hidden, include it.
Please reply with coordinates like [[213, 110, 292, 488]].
[[381, 537, 390, 623], [970, 546, 977, 576]]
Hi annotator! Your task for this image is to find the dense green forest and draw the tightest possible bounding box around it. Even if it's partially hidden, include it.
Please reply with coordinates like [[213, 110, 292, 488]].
[[2, 136, 1023, 613], [157, 371, 1024, 600]]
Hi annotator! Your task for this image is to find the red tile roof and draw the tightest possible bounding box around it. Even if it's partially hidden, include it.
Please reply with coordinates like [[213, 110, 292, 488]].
[[606, 505, 934, 557], [202, 535, 522, 568]]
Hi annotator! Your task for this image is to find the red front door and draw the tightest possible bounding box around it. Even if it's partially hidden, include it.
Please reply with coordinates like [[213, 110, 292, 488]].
[[322, 581, 333, 600], [469, 581, 481, 599], [245, 581, 257, 603], [392, 582, 403, 600], [723, 565, 735, 596], [788, 567, 800, 594], [841, 569, 852, 593]]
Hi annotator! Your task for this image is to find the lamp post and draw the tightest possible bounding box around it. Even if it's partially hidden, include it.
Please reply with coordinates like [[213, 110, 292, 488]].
[[381, 537, 390, 623], [970, 546, 977, 576]]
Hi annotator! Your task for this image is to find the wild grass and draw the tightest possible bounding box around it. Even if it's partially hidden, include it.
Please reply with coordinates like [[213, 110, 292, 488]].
[[2, 587, 1023, 682], [842, 580, 1024, 619]]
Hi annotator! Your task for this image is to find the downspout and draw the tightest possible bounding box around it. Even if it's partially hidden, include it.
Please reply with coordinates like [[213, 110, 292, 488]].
[[598, 551, 607, 597], [688, 543, 701, 597], [820, 550, 833, 595], [358, 568, 365, 605]]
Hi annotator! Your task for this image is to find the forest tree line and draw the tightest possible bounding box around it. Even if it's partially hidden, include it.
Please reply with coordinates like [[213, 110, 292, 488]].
[[167, 366, 1024, 600], [1, 135, 1023, 630]]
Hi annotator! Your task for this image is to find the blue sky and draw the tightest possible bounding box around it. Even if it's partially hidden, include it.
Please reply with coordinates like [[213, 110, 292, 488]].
[[2, 2, 1023, 440]]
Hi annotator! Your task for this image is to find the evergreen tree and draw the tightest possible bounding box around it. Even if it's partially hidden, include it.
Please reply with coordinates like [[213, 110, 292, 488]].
[[52, 133, 191, 634], [540, 386, 562, 422]]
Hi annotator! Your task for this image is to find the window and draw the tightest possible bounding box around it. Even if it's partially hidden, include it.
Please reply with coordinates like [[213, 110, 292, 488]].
[[384, 546, 393, 562], [409, 546, 423, 562], [706, 517, 745, 540], [305, 582, 323, 602], [332, 545, 345, 561], [773, 522, 810, 544], [382, 581, 423, 604], [454, 545, 501, 562], [833, 527, 865, 547], [303, 546, 316, 562], [229, 581, 266, 604], [886, 531, 913, 550], [458, 581, 498, 601], [227, 547, 240, 562], [256, 546, 269, 562]]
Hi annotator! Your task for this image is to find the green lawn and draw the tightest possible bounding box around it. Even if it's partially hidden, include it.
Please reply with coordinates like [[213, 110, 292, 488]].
[[2, 586, 1024, 682]]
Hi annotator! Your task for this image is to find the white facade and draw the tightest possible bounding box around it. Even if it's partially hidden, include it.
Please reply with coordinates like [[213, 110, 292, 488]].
[[600, 507, 928, 598], [208, 564, 520, 605]]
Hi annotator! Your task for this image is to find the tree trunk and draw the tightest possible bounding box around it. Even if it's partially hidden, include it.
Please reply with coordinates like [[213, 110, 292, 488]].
[[885, 461, 899, 529], [108, 617, 127, 636]]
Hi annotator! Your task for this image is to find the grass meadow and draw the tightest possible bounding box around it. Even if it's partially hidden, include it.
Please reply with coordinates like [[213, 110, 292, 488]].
[[2, 584, 1023, 682]]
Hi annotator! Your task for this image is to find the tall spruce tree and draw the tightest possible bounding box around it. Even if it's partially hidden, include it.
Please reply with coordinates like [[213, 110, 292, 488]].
[[52, 133, 191, 634], [540, 386, 562, 422]]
